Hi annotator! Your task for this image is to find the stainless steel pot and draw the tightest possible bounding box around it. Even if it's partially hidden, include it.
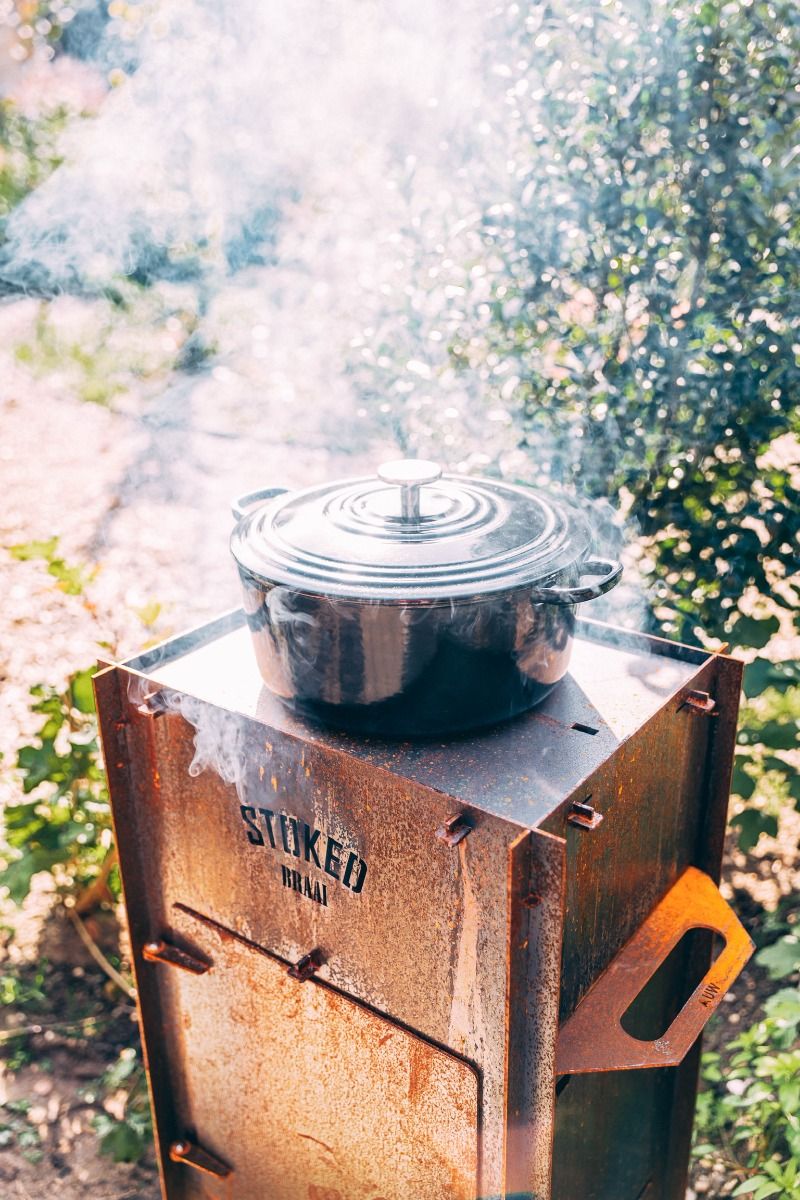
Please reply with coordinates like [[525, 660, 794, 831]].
[[230, 460, 622, 737]]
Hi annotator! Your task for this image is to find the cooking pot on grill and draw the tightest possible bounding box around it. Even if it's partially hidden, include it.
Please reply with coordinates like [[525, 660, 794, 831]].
[[230, 459, 622, 737]]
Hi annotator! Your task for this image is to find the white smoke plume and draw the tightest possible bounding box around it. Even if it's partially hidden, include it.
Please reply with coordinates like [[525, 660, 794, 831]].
[[2, 0, 495, 290], [2, 0, 653, 632]]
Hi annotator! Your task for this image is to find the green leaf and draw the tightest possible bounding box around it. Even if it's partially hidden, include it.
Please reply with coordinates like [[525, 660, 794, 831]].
[[743, 659, 800, 697], [758, 721, 800, 752], [739, 721, 800, 753], [134, 601, 162, 629], [47, 559, 91, 595], [733, 1179, 770, 1196], [7, 538, 59, 562], [70, 669, 96, 715], [732, 760, 757, 799], [753, 1183, 782, 1199], [731, 615, 780, 651], [756, 937, 800, 981], [98, 1120, 147, 1164], [0, 849, 70, 905], [730, 809, 779, 853], [764, 988, 800, 1027]]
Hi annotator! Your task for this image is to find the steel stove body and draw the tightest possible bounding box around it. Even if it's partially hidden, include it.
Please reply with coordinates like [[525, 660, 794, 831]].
[[94, 612, 751, 1200]]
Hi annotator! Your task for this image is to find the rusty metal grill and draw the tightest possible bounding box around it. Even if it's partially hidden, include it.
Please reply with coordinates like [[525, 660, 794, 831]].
[[95, 611, 752, 1200]]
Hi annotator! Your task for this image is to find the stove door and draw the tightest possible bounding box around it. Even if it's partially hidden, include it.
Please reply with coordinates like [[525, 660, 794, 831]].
[[150, 904, 479, 1200]]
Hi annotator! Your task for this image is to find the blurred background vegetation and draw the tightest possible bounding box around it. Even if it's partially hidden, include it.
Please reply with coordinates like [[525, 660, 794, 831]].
[[0, 0, 798, 1196]]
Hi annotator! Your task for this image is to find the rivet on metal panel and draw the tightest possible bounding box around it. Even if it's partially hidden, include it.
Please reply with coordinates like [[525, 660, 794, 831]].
[[435, 813, 473, 846], [169, 1139, 232, 1178], [567, 799, 603, 831], [287, 949, 323, 982], [679, 689, 718, 716], [136, 691, 170, 718], [142, 939, 210, 975]]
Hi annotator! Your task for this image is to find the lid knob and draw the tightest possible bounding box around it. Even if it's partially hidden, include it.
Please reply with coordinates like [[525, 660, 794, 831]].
[[377, 459, 442, 522]]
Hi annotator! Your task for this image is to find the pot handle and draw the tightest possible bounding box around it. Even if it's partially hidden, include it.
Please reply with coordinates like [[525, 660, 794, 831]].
[[531, 556, 622, 605], [555, 866, 754, 1075], [231, 487, 289, 523]]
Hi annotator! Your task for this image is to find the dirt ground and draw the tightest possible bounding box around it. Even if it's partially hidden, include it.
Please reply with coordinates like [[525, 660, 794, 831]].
[[0, 361, 797, 1199]]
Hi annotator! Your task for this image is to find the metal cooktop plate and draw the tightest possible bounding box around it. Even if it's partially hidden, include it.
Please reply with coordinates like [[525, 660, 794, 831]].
[[124, 610, 709, 831]]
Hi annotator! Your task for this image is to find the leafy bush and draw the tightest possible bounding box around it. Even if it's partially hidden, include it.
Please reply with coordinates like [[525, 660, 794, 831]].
[[362, 0, 800, 849], [92, 1048, 153, 1164], [466, 0, 800, 646], [0, 101, 66, 228], [695, 922, 800, 1198], [0, 1099, 43, 1165], [732, 663, 800, 851], [1, 667, 114, 907]]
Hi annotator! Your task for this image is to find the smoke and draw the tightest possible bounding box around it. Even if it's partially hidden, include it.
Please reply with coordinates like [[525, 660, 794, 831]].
[[1, 1, 494, 291], [126, 668, 250, 794], [1, 0, 533, 463], [1, 0, 658, 633], [172, 693, 246, 788]]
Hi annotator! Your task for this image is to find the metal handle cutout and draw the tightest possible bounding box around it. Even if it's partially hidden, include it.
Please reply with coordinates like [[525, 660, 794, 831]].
[[555, 866, 754, 1075]]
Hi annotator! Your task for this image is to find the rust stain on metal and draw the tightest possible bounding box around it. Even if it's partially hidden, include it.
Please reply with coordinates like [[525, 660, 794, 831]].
[[94, 621, 748, 1200], [505, 829, 566, 1200], [556, 866, 754, 1075], [164, 908, 479, 1200]]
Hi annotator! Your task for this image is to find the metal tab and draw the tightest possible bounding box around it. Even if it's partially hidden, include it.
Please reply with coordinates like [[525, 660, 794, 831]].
[[142, 939, 210, 975], [286, 949, 322, 982], [680, 689, 718, 715], [137, 691, 170, 718], [169, 1138, 232, 1178], [567, 800, 603, 831], [435, 813, 473, 846]]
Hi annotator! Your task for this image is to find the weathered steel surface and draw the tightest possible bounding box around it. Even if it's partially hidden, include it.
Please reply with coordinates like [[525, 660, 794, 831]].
[[505, 829, 566, 1200], [555, 867, 754, 1074], [95, 615, 747, 1200], [95, 661, 518, 1197], [663, 651, 744, 1200], [548, 651, 744, 1200], [157, 904, 479, 1200], [94, 664, 177, 1200], [542, 653, 740, 1023]]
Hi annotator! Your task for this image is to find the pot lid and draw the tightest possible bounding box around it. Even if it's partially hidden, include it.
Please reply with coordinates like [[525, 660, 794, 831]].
[[230, 459, 592, 600]]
